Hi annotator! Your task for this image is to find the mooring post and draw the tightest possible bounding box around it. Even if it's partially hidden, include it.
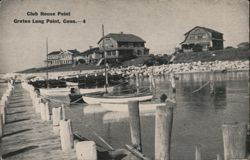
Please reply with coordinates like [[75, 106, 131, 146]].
[[195, 144, 202, 160], [75, 141, 97, 160], [1, 102, 7, 124], [40, 102, 46, 121], [59, 119, 74, 151], [136, 73, 140, 94], [62, 104, 66, 120], [128, 101, 142, 152], [52, 107, 62, 134], [170, 72, 176, 100], [155, 100, 175, 160], [0, 114, 3, 138], [45, 102, 50, 121], [222, 123, 247, 160]]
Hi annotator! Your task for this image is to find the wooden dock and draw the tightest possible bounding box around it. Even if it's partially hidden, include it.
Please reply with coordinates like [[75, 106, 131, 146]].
[[0, 84, 76, 160]]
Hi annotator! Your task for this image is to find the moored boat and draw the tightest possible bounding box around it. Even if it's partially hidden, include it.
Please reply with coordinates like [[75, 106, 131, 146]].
[[82, 92, 153, 105], [79, 86, 113, 94]]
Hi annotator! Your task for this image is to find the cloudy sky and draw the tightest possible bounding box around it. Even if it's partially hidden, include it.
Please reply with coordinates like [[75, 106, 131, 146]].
[[0, 0, 248, 73]]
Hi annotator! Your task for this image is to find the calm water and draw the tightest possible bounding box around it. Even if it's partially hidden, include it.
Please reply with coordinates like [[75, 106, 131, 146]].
[[49, 71, 248, 160]]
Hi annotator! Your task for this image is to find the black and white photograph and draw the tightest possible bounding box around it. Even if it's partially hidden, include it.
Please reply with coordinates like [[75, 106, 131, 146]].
[[0, 0, 249, 159]]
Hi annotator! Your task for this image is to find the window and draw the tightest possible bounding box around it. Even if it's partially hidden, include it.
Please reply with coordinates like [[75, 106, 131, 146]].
[[190, 35, 195, 39], [202, 34, 207, 38]]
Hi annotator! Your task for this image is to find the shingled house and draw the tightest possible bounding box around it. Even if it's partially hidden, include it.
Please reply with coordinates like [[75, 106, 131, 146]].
[[46, 49, 80, 66], [180, 26, 224, 52], [74, 47, 102, 64], [97, 32, 149, 61]]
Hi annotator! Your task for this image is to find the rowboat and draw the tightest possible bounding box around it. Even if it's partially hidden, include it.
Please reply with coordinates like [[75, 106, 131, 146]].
[[82, 92, 153, 105]]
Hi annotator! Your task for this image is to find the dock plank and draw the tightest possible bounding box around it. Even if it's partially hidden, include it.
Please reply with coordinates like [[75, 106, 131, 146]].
[[0, 84, 76, 160]]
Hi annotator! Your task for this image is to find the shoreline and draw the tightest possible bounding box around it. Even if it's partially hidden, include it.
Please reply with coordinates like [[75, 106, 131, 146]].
[[2, 60, 249, 80]]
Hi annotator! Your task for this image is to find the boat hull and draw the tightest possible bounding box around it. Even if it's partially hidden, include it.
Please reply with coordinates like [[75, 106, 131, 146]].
[[82, 94, 153, 105], [79, 86, 113, 94]]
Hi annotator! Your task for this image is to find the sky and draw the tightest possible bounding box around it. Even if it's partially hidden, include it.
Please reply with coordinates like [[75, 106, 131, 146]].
[[0, 0, 249, 73]]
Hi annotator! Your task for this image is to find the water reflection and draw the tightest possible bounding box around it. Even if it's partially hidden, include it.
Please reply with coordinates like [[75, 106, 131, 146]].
[[66, 71, 248, 160]]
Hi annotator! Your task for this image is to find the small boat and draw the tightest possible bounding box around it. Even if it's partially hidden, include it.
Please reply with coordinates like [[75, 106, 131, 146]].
[[82, 92, 153, 105], [79, 86, 113, 94]]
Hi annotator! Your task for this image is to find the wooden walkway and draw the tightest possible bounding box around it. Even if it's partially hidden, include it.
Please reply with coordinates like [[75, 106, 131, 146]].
[[0, 84, 76, 160]]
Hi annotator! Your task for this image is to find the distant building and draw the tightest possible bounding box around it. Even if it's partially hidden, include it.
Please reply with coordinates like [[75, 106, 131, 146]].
[[46, 49, 80, 66], [97, 32, 149, 61], [180, 26, 224, 52], [47, 50, 62, 66], [74, 47, 102, 64], [237, 42, 249, 48]]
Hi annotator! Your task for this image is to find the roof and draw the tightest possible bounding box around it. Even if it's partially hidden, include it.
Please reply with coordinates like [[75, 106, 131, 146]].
[[48, 51, 61, 55], [98, 33, 145, 44], [184, 26, 223, 35], [80, 47, 100, 55], [68, 49, 81, 55]]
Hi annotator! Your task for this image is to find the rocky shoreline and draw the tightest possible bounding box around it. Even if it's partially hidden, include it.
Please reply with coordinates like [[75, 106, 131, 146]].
[[2, 60, 249, 80]]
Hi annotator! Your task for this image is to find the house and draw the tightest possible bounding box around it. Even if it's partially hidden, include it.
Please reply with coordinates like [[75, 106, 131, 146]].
[[46, 49, 80, 66], [97, 32, 149, 61], [80, 47, 103, 63], [47, 50, 62, 66], [180, 26, 224, 52], [237, 42, 249, 48]]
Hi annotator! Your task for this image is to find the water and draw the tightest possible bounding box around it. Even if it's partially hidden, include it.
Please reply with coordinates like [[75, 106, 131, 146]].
[[51, 71, 249, 160]]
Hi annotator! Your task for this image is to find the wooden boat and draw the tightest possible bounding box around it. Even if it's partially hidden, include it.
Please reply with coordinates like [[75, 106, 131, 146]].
[[82, 92, 153, 105], [79, 86, 113, 94]]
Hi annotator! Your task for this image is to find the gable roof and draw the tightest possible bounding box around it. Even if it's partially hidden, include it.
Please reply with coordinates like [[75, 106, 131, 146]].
[[80, 47, 100, 55], [67, 49, 81, 55], [98, 33, 145, 44], [184, 26, 223, 35], [48, 51, 61, 55]]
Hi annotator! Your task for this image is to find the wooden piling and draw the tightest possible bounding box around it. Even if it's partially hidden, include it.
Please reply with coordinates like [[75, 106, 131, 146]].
[[195, 144, 202, 160], [52, 107, 62, 134], [75, 141, 97, 160], [59, 119, 74, 151], [222, 123, 247, 160], [0, 114, 3, 138], [155, 100, 175, 160], [45, 102, 50, 121], [40, 102, 46, 121], [1, 103, 6, 124], [62, 104, 66, 120], [136, 73, 140, 94], [128, 101, 142, 152], [170, 72, 176, 100]]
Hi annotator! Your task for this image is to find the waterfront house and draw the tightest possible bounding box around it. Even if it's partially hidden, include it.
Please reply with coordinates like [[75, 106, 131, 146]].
[[97, 32, 149, 61], [180, 26, 224, 52], [80, 46, 103, 63], [47, 50, 62, 66], [46, 49, 80, 66]]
